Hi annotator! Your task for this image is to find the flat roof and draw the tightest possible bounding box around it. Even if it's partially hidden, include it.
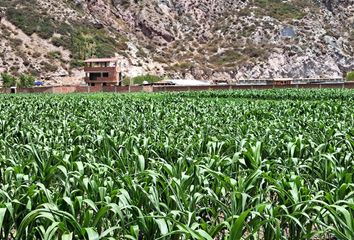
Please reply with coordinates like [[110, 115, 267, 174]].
[[273, 78, 293, 81], [161, 79, 211, 86], [84, 58, 118, 63]]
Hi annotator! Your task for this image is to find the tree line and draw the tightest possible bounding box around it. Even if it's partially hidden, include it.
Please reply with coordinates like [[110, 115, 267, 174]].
[[0, 73, 36, 88]]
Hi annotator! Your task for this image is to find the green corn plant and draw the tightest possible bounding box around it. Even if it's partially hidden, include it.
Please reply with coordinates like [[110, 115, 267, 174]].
[[0, 90, 354, 239]]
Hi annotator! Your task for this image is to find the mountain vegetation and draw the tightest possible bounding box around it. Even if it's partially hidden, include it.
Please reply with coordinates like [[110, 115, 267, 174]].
[[0, 0, 353, 83]]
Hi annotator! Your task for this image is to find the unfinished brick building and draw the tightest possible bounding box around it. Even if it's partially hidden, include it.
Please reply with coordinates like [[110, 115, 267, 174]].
[[84, 58, 122, 86]]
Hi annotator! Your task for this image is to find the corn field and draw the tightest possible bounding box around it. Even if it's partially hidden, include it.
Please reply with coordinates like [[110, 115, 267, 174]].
[[0, 89, 353, 240]]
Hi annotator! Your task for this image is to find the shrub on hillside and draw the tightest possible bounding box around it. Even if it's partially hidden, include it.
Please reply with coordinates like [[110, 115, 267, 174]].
[[131, 74, 163, 85], [346, 71, 354, 81], [19, 74, 35, 87], [41, 61, 58, 72], [70, 59, 85, 68], [0, 73, 17, 87], [253, 0, 309, 21], [122, 76, 132, 86], [53, 26, 125, 62], [210, 50, 242, 66], [6, 4, 126, 66], [6, 7, 55, 39], [47, 51, 62, 60], [0, 73, 35, 88]]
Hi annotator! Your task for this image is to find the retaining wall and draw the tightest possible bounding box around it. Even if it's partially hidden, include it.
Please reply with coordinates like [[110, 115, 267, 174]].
[[1, 82, 354, 94]]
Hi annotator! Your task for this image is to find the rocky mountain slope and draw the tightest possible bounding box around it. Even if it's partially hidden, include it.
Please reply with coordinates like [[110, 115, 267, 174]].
[[0, 0, 353, 84]]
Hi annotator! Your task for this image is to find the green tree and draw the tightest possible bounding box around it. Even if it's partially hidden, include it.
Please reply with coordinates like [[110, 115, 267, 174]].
[[346, 71, 354, 81], [0, 73, 17, 87], [131, 74, 163, 85], [72, 32, 97, 60], [19, 74, 35, 87]]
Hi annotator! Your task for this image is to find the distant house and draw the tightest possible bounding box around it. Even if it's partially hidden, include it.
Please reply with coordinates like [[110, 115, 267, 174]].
[[84, 58, 122, 87]]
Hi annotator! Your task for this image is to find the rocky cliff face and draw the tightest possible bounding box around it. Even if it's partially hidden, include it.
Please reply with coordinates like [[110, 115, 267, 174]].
[[0, 0, 353, 83]]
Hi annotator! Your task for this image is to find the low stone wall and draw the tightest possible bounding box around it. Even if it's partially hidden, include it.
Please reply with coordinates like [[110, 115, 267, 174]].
[[0, 88, 10, 93], [344, 82, 354, 88], [52, 86, 77, 93], [75, 86, 90, 93], [298, 84, 319, 89], [129, 86, 144, 92], [17, 86, 54, 93], [101, 85, 144, 93], [0, 82, 353, 94]]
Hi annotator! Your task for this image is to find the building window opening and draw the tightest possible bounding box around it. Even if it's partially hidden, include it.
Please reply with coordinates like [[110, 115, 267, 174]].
[[102, 72, 109, 78], [119, 72, 122, 86], [89, 73, 101, 80]]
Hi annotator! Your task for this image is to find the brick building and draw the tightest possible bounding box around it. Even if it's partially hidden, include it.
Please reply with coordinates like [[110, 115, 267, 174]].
[[84, 58, 122, 86]]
